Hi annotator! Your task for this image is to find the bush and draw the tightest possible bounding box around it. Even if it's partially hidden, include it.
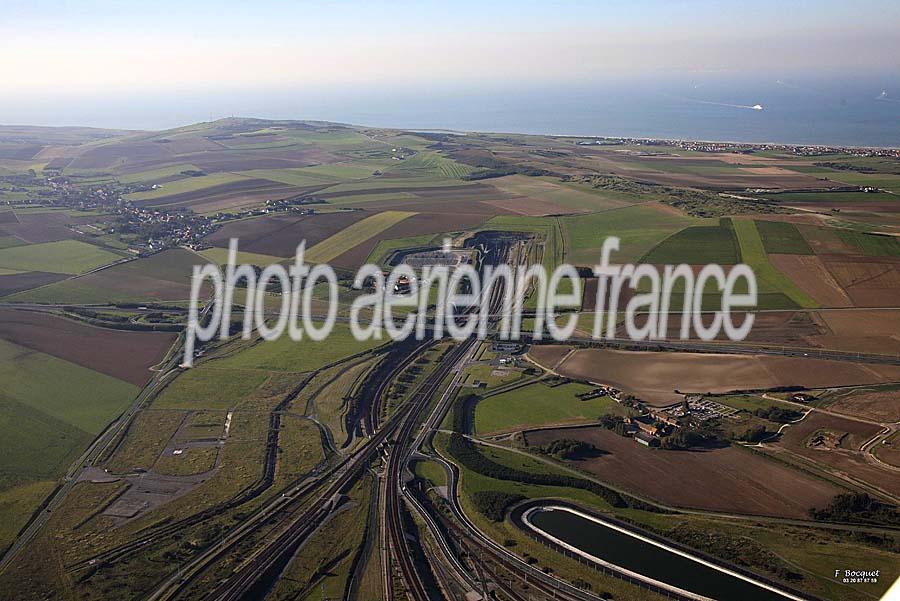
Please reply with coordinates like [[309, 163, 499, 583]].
[[754, 406, 802, 424], [471, 491, 525, 521], [810, 493, 900, 526], [537, 439, 605, 460]]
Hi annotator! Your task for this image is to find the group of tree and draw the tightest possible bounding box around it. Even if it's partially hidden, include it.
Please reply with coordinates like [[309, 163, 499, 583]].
[[660, 421, 726, 450], [753, 406, 802, 424], [810, 493, 900, 527], [537, 438, 605, 460], [469, 491, 525, 522]]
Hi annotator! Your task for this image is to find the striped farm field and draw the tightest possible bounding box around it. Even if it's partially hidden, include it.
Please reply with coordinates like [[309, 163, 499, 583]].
[[0, 239, 120, 274], [124, 172, 249, 201], [732, 218, 817, 308], [304, 211, 416, 264]]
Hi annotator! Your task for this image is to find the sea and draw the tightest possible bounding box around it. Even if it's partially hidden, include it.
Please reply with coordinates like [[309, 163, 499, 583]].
[[6, 75, 900, 148]]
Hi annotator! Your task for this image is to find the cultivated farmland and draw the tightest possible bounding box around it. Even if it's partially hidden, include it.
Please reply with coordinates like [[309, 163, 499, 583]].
[[0, 239, 120, 274], [304, 210, 416, 265], [524, 426, 841, 518], [0, 309, 175, 385]]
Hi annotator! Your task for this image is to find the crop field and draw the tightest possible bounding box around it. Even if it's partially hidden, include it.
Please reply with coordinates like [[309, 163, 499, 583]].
[[5, 248, 208, 303], [3, 119, 900, 601], [0, 271, 69, 298], [640, 218, 740, 264], [474, 381, 616, 434], [819, 255, 900, 307], [316, 177, 475, 195], [767, 255, 852, 308], [0, 239, 120, 274], [0, 336, 138, 500], [133, 178, 306, 214], [488, 175, 639, 213], [0, 480, 57, 553], [754, 219, 814, 254], [0, 210, 100, 244], [523, 426, 840, 519], [197, 245, 285, 267], [0, 309, 175, 385], [303, 210, 416, 265], [124, 173, 250, 202], [209, 323, 383, 374], [204, 211, 368, 257], [836, 230, 900, 256], [0, 236, 25, 250], [549, 348, 900, 405], [732, 218, 817, 308], [237, 166, 340, 187], [116, 164, 203, 184], [561, 204, 704, 265]]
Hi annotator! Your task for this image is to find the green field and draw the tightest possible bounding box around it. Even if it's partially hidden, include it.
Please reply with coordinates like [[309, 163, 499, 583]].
[[561, 205, 706, 265], [463, 364, 532, 393], [317, 176, 466, 194], [116, 164, 202, 184], [0, 479, 57, 552], [237, 167, 341, 187], [210, 323, 383, 373], [5, 248, 209, 303], [198, 245, 287, 265], [732, 219, 817, 308], [0, 239, 120, 274], [641, 218, 740, 264], [151, 366, 272, 410], [754, 220, 814, 255], [364, 233, 443, 267], [836, 230, 900, 257], [0, 337, 139, 549], [304, 210, 416, 263], [0, 236, 26, 250], [324, 192, 421, 208], [0, 338, 138, 434], [412, 458, 448, 487], [474, 381, 616, 434], [124, 172, 249, 201], [393, 151, 475, 179], [490, 175, 647, 212]]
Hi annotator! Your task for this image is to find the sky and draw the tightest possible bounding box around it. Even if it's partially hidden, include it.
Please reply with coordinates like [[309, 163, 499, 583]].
[[1, 0, 899, 129]]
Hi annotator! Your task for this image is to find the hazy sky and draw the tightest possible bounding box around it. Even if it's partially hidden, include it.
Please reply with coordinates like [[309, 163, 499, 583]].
[[3, 0, 899, 94], [1, 1, 899, 131]]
